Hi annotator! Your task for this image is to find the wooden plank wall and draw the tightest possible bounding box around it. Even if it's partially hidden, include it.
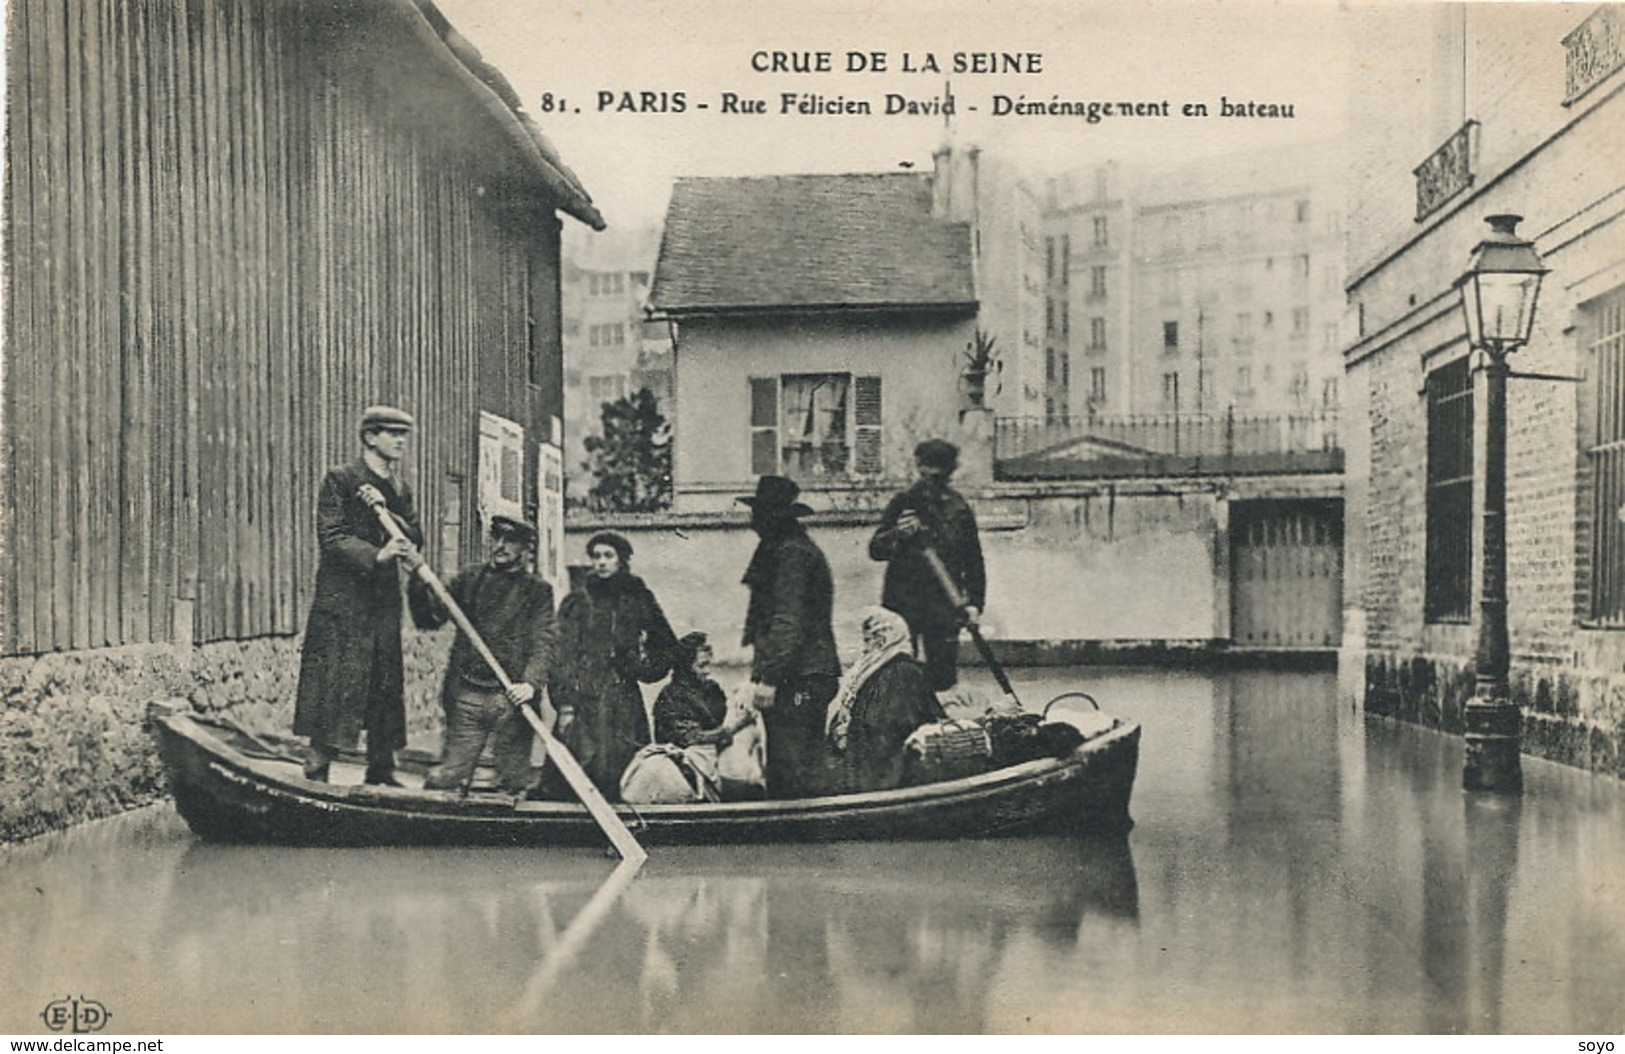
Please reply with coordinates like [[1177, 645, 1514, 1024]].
[[3, 0, 566, 655]]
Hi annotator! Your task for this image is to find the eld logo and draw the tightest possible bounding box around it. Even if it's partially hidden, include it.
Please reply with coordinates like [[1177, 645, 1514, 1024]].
[[40, 995, 111, 1033]]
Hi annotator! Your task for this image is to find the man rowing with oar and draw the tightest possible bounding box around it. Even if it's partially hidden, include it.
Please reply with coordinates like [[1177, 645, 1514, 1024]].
[[410, 514, 557, 795], [294, 405, 425, 785], [867, 438, 987, 693]]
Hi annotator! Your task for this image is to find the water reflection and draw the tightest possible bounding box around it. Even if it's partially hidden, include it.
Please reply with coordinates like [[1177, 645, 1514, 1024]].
[[4, 666, 1623, 1034], [121, 833, 1137, 1033]]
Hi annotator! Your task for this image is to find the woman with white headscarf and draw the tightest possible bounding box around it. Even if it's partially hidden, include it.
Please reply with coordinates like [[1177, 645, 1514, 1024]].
[[826, 606, 948, 793]]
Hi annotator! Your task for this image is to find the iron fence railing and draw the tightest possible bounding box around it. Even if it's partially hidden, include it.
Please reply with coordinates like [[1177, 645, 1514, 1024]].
[[995, 408, 1342, 480]]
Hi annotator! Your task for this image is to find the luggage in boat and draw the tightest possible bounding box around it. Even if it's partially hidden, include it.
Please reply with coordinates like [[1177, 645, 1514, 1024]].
[[904, 718, 993, 784], [620, 743, 722, 804], [983, 711, 1086, 767]]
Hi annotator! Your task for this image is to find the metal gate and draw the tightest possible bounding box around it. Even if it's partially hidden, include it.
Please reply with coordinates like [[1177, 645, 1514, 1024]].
[[1230, 500, 1343, 649]]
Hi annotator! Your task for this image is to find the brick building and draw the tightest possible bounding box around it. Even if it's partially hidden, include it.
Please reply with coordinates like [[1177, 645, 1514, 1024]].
[[1343, 4, 1625, 773]]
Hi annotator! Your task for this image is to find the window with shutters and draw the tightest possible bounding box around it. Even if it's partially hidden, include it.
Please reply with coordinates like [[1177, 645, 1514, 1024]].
[[1425, 356, 1474, 622], [1585, 288, 1625, 626], [749, 377, 779, 476], [853, 375, 883, 476], [747, 373, 882, 481]]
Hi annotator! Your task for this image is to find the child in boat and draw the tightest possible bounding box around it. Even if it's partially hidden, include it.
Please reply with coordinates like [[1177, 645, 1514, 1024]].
[[825, 607, 948, 794]]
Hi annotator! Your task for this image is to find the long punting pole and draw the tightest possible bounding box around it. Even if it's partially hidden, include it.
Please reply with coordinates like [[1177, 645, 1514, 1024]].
[[362, 490, 647, 864]]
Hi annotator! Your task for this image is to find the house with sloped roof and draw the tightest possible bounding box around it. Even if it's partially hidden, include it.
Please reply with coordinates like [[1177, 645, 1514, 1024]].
[[649, 146, 1043, 510]]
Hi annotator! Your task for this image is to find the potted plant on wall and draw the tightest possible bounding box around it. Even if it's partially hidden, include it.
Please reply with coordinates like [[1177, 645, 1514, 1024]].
[[961, 328, 1002, 409]]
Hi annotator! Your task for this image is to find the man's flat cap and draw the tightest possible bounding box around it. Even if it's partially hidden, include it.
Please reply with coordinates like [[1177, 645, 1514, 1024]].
[[489, 514, 537, 542], [360, 405, 415, 432]]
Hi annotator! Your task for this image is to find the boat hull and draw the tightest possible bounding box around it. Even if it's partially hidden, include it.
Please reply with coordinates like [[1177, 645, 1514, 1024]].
[[150, 703, 1139, 848]]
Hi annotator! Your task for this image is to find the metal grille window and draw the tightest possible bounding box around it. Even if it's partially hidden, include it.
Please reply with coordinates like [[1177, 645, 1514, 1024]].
[[1425, 356, 1474, 622], [1587, 290, 1625, 625]]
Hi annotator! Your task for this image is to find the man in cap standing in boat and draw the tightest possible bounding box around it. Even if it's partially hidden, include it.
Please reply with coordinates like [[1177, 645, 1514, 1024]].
[[294, 405, 425, 785], [410, 513, 556, 795], [868, 438, 986, 693], [739, 475, 841, 798]]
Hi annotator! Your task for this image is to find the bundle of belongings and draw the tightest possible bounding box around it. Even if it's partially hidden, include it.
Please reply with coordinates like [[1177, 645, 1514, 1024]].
[[902, 701, 1104, 786]]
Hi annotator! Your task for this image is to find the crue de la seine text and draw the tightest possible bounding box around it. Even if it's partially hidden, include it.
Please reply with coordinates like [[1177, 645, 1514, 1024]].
[[749, 51, 1044, 74]]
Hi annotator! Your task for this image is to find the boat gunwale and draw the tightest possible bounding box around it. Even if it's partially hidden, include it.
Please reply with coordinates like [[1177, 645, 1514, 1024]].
[[154, 704, 1140, 824]]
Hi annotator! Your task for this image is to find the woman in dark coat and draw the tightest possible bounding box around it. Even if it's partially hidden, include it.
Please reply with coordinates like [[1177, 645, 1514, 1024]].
[[552, 532, 678, 799], [825, 606, 947, 794], [653, 632, 732, 749]]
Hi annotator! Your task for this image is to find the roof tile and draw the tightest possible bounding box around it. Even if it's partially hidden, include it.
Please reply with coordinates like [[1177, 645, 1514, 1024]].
[[650, 173, 976, 313]]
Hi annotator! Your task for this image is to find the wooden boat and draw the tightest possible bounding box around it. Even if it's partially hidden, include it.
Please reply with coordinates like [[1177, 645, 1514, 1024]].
[[147, 700, 1139, 848]]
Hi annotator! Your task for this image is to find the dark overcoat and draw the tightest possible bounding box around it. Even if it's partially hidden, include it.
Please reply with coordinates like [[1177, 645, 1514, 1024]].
[[293, 459, 423, 751], [868, 481, 986, 634], [741, 523, 841, 686], [553, 571, 677, 797]]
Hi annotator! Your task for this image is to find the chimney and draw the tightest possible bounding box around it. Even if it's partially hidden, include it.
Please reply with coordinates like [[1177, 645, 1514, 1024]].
[[931, 141, 980, 224]]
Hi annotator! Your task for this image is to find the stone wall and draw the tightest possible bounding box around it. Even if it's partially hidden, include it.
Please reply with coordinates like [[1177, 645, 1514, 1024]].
[[0, 627, 454, 843], [565, 483, 1227, 668], [1365, 651, 1625, 777]]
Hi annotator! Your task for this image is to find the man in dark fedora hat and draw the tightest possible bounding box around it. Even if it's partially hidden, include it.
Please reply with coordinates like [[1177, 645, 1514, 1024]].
[[738, 475, 840, 798], [410, 513, 556, 794], [294, 404, 425, 785]]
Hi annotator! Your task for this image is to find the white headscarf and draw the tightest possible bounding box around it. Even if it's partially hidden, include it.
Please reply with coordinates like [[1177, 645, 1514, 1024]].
[[826, 607, 913, 751]]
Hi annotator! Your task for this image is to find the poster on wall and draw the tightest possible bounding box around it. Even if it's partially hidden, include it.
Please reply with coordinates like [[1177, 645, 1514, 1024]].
[[537, 433, 566, 590], [476, 410, 525, 532]]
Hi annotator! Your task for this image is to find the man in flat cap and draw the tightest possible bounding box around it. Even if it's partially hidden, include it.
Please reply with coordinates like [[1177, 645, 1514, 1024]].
[[410, 514, 556, 794], [738, 475, 840, 798], [868, 438, 986, 692], [294, 405, 424, 784]]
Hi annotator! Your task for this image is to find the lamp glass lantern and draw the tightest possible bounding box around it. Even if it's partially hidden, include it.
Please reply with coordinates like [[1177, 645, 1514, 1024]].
[[1455, 214, 1549, 351]]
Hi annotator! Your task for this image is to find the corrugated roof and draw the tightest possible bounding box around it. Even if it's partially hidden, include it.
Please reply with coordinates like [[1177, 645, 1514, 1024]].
[[650, 173, 976, 314]]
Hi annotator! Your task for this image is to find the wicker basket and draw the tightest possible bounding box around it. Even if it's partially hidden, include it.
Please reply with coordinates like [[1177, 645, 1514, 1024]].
[[904, 719, 993, 785]]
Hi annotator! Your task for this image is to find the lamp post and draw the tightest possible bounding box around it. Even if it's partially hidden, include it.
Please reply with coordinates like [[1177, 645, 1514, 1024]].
[[1453, 214, 1548, 793]]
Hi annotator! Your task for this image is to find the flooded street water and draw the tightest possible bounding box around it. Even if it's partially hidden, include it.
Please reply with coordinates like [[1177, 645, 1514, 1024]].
[[4, 665, 1623, 1034]]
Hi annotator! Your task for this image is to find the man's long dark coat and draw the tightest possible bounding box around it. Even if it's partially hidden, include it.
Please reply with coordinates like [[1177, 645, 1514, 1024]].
[[293, 459, 423, 751], [742, 522, 841, 687]]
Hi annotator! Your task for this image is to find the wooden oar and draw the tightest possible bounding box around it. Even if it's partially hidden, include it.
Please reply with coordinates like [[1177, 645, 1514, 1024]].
[[920, 547, 1021, 706], [360, 488, 648, 864]]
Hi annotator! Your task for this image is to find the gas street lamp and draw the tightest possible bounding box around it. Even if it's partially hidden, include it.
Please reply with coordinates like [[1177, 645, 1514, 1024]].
[[1452, 214, 1548, 793]]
